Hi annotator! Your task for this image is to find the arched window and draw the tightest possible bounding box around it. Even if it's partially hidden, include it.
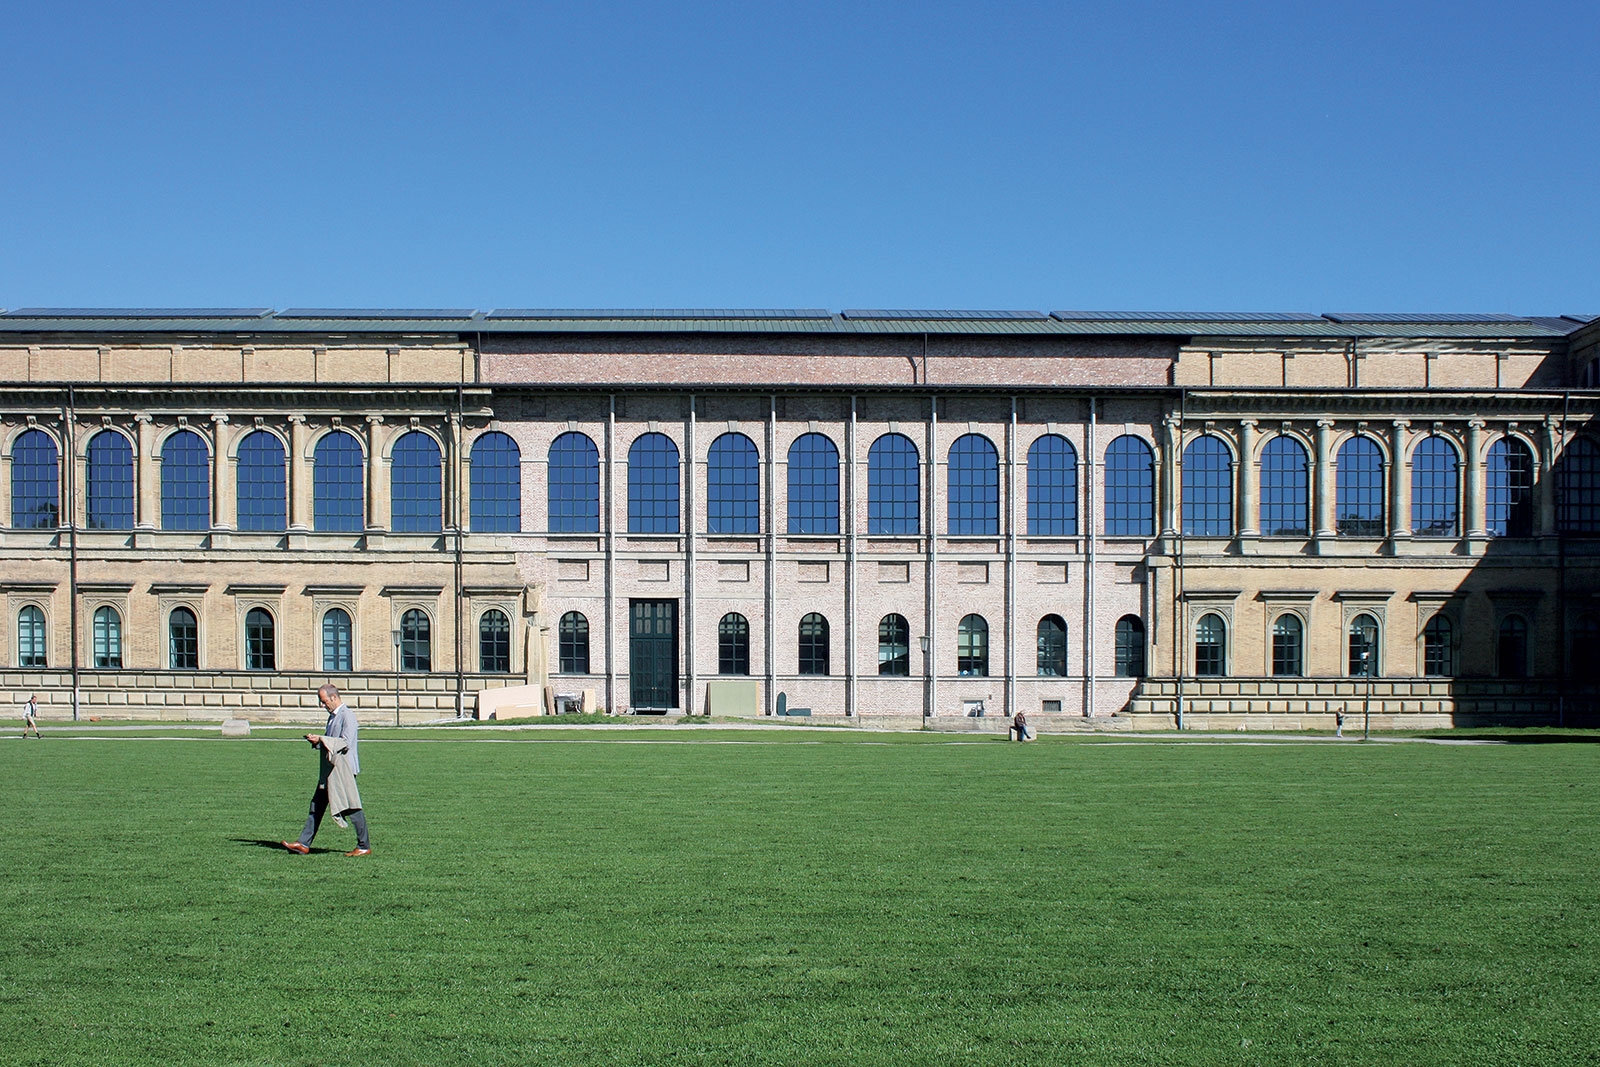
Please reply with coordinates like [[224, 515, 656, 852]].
[[1115, 616, 1146, 677], [878, 614, 910, 676], [1027, 434, 1077, 536], [1497, 616, 1528, 678], [948, 434, 999, 535], [1271, 615, 1302, 677], [479, 609, 511, 672], [400, 608, 431, 671], [17, 605, 46, 667], [161, 430, 211, 531], [1182, 435, 1233, 537], [558, 611, 590, 674], [1336, 436, 1385, 536], [628, 433, 680, 534], [168, 607, 198, 670], [788, 433, 840, 534], [236, 431, 287, 532], [244, 607, 275, 670], [1348, 614, 1379, 676], [1557, 437, 1600, 534], [957, 614, 989, 676], [1411, 435, 1459, 537], [707, 433, 760, 535], [868, 433, 920, 535], [718, 613, 750, 675], [1037, 615, 1067, 676], [1487, 437, 1534, 538], [1259, 436, 1309, 537], [470, 432, 521, 533], [313, 431, 365, 532], [92, 606, 122, 669], [548, 432, 601, 533], [1105, 435, 1155, 536], [10, 429, 59, 529], [85, 430, 134, 531], [1194, 613, 1226, 676], [391, 432, 442, 533], [1570, 614, 1600, 681], [1423, 614, 1454, 676], [798, 613, 829, 675], [322, 608, 353, 672]]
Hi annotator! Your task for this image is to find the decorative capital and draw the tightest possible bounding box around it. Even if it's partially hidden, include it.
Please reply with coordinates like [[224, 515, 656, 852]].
[[1316, 418, 1336, 430], [287, 414, 307, 426], [1467, 418, 1486, 431], [210, 413, 229, 425], [365, 415, 385, 426]]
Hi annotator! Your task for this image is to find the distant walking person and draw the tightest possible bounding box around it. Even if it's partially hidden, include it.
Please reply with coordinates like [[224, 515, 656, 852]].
[[282, 683, 370, 856], [20, 693, 41, 739]]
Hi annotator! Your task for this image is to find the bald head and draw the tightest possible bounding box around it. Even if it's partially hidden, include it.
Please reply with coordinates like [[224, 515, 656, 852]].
[[317, 683, 341, 712]]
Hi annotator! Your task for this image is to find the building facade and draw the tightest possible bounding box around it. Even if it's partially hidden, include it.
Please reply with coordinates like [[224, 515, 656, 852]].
[[1, 307, 1596, 727]]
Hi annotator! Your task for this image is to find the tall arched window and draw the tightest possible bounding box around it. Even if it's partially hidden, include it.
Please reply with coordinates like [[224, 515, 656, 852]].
[[10, 429, 59, 529], [718, 613, 750, 675], [1271, 615, 1302, 677], [236, 431, 287, 532], [1104, 435, 1155, 536], [161, 430, 210, 531], [85, 430, 134, 531], [628, 433, 680, 534], [1411, 435, 1459, 537], [313, 431, 365, 532], [558, 611, 589, 674], [479, 609, 511, 672], [400, 609, 431, 671], [1336, 436, 1385, 536], [168, 607, 198, 670], [322, 608, 353, 672], [17, 605, 46, 667], [92, 606, 122, 669], [1182, 435, 1233, 537], [1115, 616, 1146, 677], [788, 433, 840, 534], [868, 433, 920, 535], [878, 614, 910, 676], [1037, 615, 1067, 676], [1348, 614, 1379, 676], [244, 608, 275, 670], [1259, 436, 1309, 537], [707, 433, 760, 535], [798, 613, 829, 675], [1557, 436, 1600, 534], [957, 614, 989, 676], [1487, 437, 1534, 538], [1423, 614, 1453, 676], [470, 432, 521, 533], [1027, 434, 1077, 536], [391, 432, 442, 533], [1194, 614, 1226, 676], [1497, 616, 1529, 678], [548, 432, 601, 533], [948, 435, 999, 535]]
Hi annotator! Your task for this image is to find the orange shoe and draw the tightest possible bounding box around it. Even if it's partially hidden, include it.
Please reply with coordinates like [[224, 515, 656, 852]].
[[281, 841, 310, 854], [344, 848, 371, 857]]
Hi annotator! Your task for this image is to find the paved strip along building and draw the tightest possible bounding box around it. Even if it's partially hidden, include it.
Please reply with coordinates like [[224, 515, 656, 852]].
[[1, 307, 1596, 730]]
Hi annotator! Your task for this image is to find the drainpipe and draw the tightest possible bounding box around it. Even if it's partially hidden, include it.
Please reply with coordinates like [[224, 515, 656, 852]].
[[1175, 389, 1187, 731], [1086, 396, 1097, 718], [453, 385, 465, 717], [1558, 392, 1569, 727], [67, 386, 80, 721], [605, 395, 616, 714], [927, 394, 938, 719], [685, 394, 696, 714], [1006, 396, 1016, 720]]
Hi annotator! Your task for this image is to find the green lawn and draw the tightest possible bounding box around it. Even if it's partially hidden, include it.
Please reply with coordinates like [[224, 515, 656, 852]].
[[1, 730, 1596, 1066]]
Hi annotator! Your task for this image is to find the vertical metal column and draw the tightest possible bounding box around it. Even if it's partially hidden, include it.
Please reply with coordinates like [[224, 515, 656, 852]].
[[765, 396, 777, 716], [926, 396, 938, 719], [604, 396, 616, 715], [685, 395, 696, 714], [1006, 396, 1017, 718], [1085, 397, 1097, 717]]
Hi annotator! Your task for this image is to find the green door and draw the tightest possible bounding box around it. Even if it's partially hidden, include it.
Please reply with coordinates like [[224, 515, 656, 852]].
[[629, 599, 679, 710]]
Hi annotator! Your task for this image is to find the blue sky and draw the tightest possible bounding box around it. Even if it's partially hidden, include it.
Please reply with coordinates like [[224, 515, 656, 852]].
[[3, 1, 1596, 315]]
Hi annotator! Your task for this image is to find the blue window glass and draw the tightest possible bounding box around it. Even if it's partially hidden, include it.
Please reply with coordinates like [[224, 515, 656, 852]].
[[17, 605, 46, 667], [548, 432, 600, 534], [322, 608, 352, 672], [168, 607, 198, 669], [1182, 435, 1233, 537], [558, 611, 589, 673], [1487, 437, 1534, 538], [470, 431, 521, 533], [1348, 614, 1379, 676], [628, 433, 680, 534], [1557, 436, 1600, 535], [707, 432, 759, 534], [1194, 613, 1226, 676], [1336, 436, 1385, 536], [401, 608, 431, 671], [391, 431, 442, 533], [948, 434, 999, 535], [236, 431, 287, 532], [11, 429, 59, 529], [86, 430, 134, 531], [161, 430, 211, 531], [957, 614, 989, 676], [1115, 616, 1145, 677], [1104, 436, 1154, 536], [479, 609, 511, 673], [93, 606, 122, 669], [313, 431, 364, 533], [1027, 435, 1077, 536], [1037, 615, 1067, 676], [878, 613, 910, 676], [718, 613, 750, 675], [245, 607, 275, 670], [788, 433, 840, 535], [1259, 436, 1309, 536], [1271, 615, 1302, 676], [798, 613, 830, 675], [868, 433, 920, 535], [1411, 435, 1459, 537]]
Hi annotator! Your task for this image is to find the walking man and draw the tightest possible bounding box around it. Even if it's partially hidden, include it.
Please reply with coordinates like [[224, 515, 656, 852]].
[[20, 693, 41, 739], [282, 683, 371, 856]]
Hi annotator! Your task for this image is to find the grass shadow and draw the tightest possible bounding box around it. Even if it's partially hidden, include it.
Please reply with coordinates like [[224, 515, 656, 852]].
[[230, 838, 340, 853]]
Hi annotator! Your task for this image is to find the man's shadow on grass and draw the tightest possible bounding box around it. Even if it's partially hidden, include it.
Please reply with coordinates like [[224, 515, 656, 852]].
[[231, 838, 340, 854]]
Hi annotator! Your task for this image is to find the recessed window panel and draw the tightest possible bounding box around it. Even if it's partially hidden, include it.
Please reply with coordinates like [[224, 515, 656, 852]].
[[707, 433, 760, 535], [957, 614, 989, 676], [86, 430, 134, 531], [236, 431, 287, 532], [313, 431, 365, 532], [1027, 434, 1077, 536], [1271, 614, 1302, 676], [1423, 614, 1453, 676], [868, 433, 920, 535], [1348, 614, 1379, 676], [878, 613, 910, 676], [558, 611, 590, 674], [17, 605, 46, 668], [1336, 436, 1385, 536], [93, 606, 122, 669], [788, 433, 840, 535], [1259, 436, 1309, 537], [169, 607, 198, 670], [1182, 435, 1233, 537], [1410, 435, 1459, 537], [718, 612, 750, 675], [401, 608, 431, 671], [161, 430, 210, 531], [391, 432, 443, 533], [322, 608, 353, 672], [948, 435, 999, 535], [1486, 438, 1534, 538], [628, 433, 680, 534], [548, 432, 600, 534], [799, 613, 829, 675], [470, 432, 521, 533], [1036, 615, 1067, 676], [1194, 613, 1226, 676], [245, 607, 275, 670], [1497, 615, 1529, 678], [1557, 437, 1600, 535], [1115, 615, 1145, 677], [10, 429, 59, 529], [1104, 435, 1154, 536], [479, 609, 511, 672]]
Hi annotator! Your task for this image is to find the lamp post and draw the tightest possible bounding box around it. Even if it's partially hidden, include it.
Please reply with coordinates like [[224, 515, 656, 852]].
[[919, 635, 931, 721], [1361, 647, 1372, 741], [392, 627, 403, 728]]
